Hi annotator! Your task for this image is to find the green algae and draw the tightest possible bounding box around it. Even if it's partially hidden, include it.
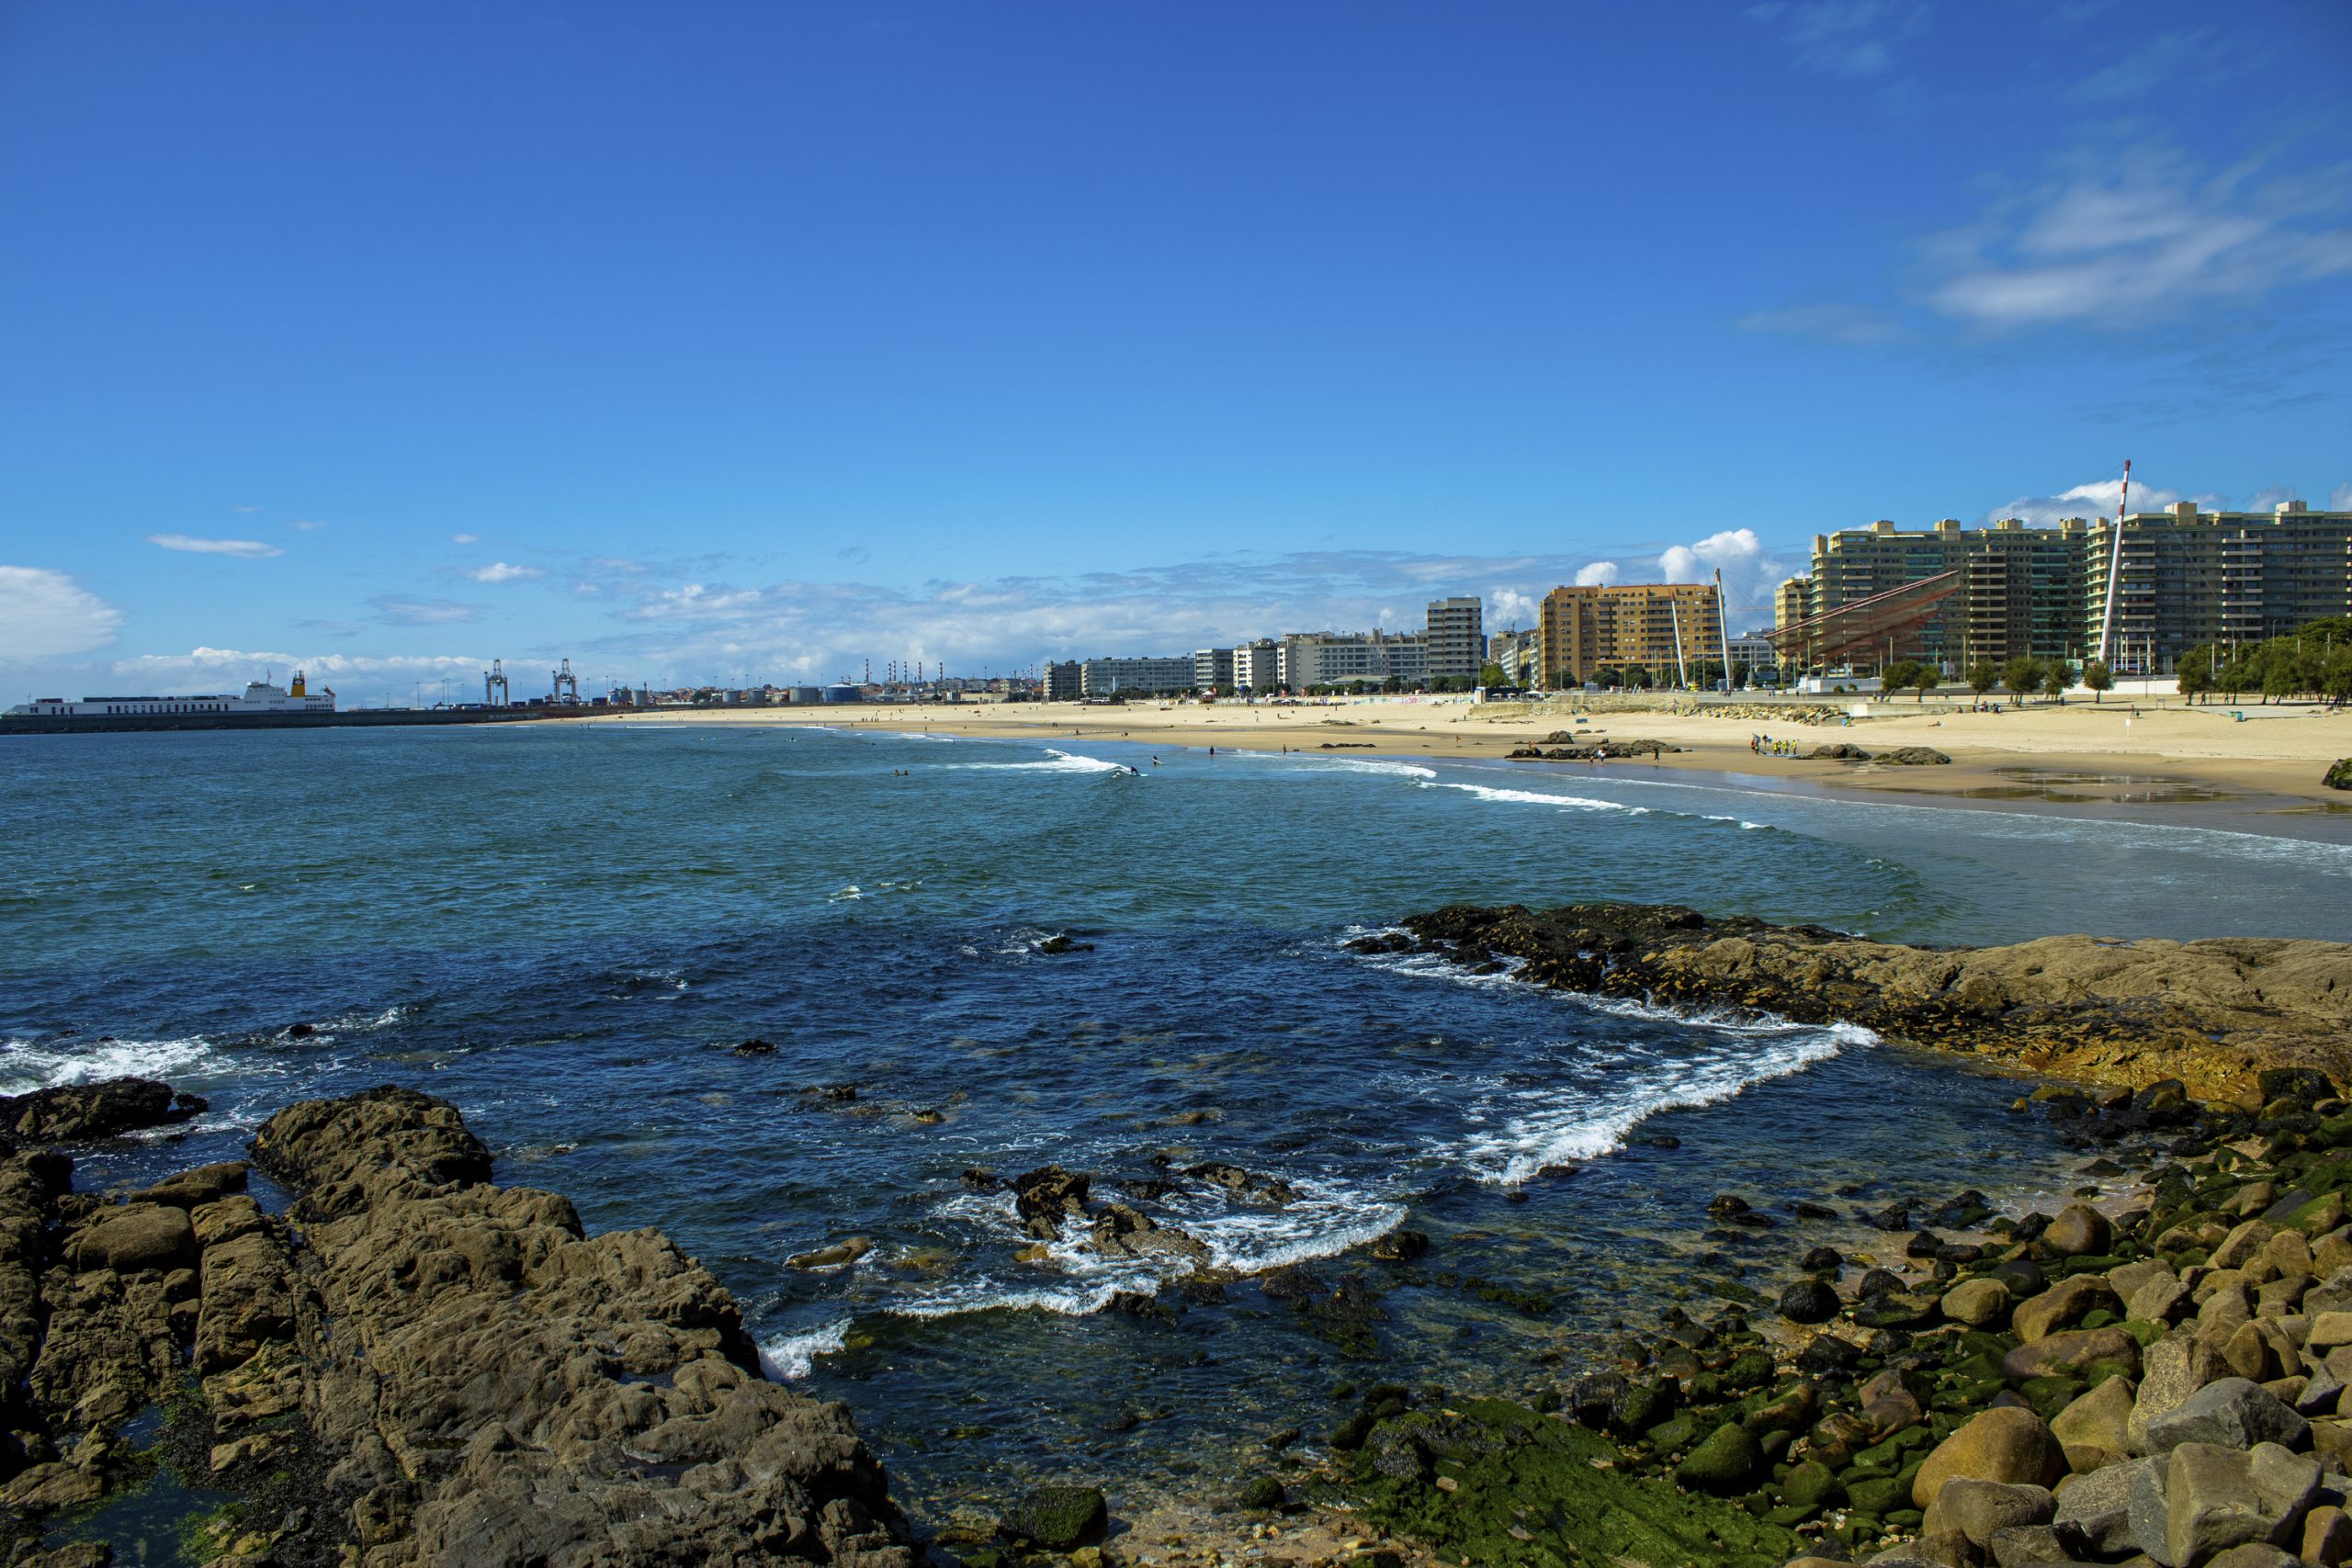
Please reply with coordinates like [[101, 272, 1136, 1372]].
[[1346, 1397, 1804, 1568]]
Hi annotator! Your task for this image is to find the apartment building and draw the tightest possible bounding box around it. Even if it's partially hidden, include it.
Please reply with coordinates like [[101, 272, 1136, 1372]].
[[1193, 646, 1236, 692], [2083, 500, 2352, 673], [1487, 627, 1540, 685], [1775, 501, 2351, 674], [1536, 582, 1724, 687], [1424, 596, 1486, 681], [1040, 660, 1081, 702], [1231, 638, 1281, 694], [1077, 656, 1195, 697], [1276, 630, 1430, 689]]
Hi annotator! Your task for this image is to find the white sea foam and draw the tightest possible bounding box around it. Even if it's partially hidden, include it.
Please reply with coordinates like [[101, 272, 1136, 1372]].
[[1314, 757, 1437, 780], [0, 1035, 222, 1096], [1425, 780, 1646, 813], [1453, 1021, 1868, 1186], [947, 749, 1124, 774], [829, 886, 862, 901], [759, 1318, 852, 1380]]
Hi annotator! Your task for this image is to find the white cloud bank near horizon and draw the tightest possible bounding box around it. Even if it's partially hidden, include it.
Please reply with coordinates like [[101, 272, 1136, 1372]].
[[0, 567, 123, 660], [147, 534, 283, 558]]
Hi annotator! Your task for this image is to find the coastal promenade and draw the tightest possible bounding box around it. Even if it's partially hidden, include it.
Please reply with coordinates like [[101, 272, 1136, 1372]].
[[577, 694, 2352, 809]]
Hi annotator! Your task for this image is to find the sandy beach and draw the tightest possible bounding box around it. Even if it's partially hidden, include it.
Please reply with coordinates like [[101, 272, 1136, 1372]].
[[576, 692, 2352, 811]]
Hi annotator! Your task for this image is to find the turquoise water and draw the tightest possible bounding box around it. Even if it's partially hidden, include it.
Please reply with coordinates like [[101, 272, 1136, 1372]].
[[2, 725, 2343, 1522]]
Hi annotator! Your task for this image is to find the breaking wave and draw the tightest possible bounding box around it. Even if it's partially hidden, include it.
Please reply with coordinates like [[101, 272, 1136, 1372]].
[[0, 1034, 224, 1096]]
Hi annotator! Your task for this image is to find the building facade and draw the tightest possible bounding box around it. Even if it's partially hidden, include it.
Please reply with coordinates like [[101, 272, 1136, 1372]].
[[1276, 630, 1430, 689], [1487, 627, 1540, 686], [1040, 661, 1081, 702], [1775, 501, 2352, 675], [1193, 647, 1236, 692], [1536, 583, 1724, 687], [1231, 638, 1281, 694], [1424, 596, 1486, 681], [2083, 501, 2352, 673], [1077, 656, 1195, 697]]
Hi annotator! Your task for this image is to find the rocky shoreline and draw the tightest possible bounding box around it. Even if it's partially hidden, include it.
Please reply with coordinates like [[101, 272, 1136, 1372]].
[[1368, 902, 2352, 1100], [0, 1081, 915, 1568]]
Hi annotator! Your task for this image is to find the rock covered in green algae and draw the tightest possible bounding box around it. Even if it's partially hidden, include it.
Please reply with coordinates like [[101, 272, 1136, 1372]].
[[998, 1484, 1108, 1549], [1344, 1396, 1803, 1568]]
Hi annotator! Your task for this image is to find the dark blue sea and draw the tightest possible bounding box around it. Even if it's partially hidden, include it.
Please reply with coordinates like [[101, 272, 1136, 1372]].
[[3, 724, 2345, 1526]]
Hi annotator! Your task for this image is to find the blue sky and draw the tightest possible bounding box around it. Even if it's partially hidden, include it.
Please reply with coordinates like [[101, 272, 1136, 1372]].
[[2, 1, 2347, 700]]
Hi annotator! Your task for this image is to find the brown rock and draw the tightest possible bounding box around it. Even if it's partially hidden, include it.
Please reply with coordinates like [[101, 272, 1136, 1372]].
[[2050, 1375, 2136, 1471], [1912, 1406, 2067, 1509], [67, 1202, 195, 1274], [2013, 1274, 2121, 1342], [1940, 1277, 2011, 1327], [2003, 1325, 2141, 1382], [2043, 1203, 2112, 1258]]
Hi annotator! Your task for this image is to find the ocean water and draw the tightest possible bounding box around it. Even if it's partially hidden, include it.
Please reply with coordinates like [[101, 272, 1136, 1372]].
[[2, 724, 2344, 1522]]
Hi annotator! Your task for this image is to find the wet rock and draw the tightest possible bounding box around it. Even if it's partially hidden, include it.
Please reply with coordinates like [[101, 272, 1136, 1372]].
[[1912, 1407, 2065, 1509], [1878, 747, 1951, 765], [1089, 1203, 1208, 1266], [0, 1077, 207, 1146], [1672, 1421, 1761, 1492], [1182, 1161, 1298, 1205], [1778, 1277, 1840, 1325], [1035, 933, 1093, 955], [1010, 1165, 1090, 1239], [788, 1236, 874, 1269], [1000, 1484, 1108, 1548], [2001, 1324, 2140, 1382], [1371, 1229, 1429, 1262], [245, 1085, 915, 1567], [730, 1039, 776, 1056], [1800, 1246, 1843, 1272]]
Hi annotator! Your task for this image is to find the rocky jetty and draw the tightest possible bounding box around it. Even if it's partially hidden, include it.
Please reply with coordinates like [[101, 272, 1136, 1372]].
[[1374, 902, 2352, 1100], [1507, 734, 1685, 761], [1331, 1068, 2352, 1568], [0, 1083, 913, 1568]]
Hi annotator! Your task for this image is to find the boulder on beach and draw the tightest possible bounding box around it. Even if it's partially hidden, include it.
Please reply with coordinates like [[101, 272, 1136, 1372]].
[[1000, 1484, 1108, 1549], [1912, 1406, 2065, 1508], [2326, 758, 2352, 791]]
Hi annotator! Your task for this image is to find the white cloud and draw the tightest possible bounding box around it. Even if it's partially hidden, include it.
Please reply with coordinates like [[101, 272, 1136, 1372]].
[[1573, 561, 1621, 588], [149, 534, 283, 558], [108, 647, 488, 690], [1984, 478, 2319, 526], [371, 595, 481, 626], [2333, 483, 2352, 511], [467, 561, 544, 583], [288, 519, 327, 531], [0, 566, 122, 660], [451, 533, 479, 544], [1656, 529, 1791, 629], [1746, 0, 1928, 79], [1487, 587, 1542, 628], [1927, 148, 2352, 330]]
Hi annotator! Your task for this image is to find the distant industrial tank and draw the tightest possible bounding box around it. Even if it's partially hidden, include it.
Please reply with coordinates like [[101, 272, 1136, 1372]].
[[786, 686, 824, 705], [821, 684, 862, 704]]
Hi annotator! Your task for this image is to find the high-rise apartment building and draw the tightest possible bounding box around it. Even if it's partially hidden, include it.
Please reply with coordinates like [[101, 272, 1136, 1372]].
[[2084, 501, 2352, 673], [1193, 647, 1236, 692], [1424, 596, 1486, 681], [1775, 502, 2351, 675], [1041, 660, 1081, 702], [1537, 582, 1723, 687], [1230, 638, 1281, 694]]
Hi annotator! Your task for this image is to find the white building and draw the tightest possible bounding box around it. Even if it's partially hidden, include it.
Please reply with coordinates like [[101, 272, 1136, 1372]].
[[1231, 638, 1281, 694], [1077, 656, 1194, 697], [1193, 647, 1235, 692], [1277, 631, 1430, 689]]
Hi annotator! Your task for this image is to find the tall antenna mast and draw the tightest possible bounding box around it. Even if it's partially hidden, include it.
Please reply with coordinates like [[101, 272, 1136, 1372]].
[[2094, 458, 2131, 668]]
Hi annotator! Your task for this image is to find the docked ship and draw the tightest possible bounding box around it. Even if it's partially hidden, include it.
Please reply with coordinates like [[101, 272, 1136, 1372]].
[[7, 671, 336, 719], [2, 670, 567, 735]]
